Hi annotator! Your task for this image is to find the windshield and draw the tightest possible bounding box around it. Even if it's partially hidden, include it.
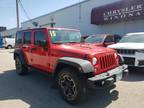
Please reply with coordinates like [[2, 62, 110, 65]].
[[85, 35, 105, 43], [119, 34, 144, 43], [49, 30, 81, 43]]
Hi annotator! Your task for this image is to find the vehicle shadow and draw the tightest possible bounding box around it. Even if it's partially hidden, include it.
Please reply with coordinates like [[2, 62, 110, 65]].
[[0, 69, 119, 108], [122, 68, 144, 82]]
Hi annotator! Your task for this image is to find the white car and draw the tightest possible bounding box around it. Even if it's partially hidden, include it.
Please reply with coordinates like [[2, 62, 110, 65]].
[[108, 32, 144, 67], [2, 37, 15, 49]]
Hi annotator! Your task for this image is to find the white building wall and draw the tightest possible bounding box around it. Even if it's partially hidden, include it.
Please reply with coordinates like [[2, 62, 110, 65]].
[[21, 0, 144, 35]]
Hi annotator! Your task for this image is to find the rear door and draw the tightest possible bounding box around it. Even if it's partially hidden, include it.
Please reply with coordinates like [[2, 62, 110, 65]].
[[22, 31, 32, 65]]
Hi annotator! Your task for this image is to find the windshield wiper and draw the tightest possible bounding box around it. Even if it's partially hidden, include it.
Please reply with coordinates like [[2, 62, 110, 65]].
[[53, 41, 80, 44], [53, 41, 64, 44], [66, 41, 80, 43]]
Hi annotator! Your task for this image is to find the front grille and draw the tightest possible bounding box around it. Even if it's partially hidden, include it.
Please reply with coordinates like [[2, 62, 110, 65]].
[[123, 57, 135, 65], [99, 54, 117, 70], [116, 49, 135, 55]]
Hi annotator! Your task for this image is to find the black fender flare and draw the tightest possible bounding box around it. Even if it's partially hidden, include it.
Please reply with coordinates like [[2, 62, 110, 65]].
[[55, 57, 95, 74], [14, 49, 27, 66]]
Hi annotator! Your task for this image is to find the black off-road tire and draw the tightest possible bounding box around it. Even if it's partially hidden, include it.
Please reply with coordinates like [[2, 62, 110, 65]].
[[57, 68, 86, 104], [7, 45, 12, 49], [15, 56, 28, 75]]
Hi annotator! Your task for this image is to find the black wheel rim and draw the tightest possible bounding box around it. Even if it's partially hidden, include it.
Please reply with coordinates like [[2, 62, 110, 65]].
[[59, 73, 77, 100], [16, 58, 22, 73]]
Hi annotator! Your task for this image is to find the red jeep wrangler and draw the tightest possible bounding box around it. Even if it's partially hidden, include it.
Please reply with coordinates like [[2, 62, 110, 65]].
[[14, 27, 127, 104]]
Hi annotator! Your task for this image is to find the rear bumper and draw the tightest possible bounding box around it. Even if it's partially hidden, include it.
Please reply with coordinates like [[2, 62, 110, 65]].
[[1, 44, 14, 48], [87, 65, 128, 88]]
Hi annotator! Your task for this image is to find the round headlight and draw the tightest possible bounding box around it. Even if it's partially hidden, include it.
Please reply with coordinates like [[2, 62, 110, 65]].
[[92, 57, 97, 65]]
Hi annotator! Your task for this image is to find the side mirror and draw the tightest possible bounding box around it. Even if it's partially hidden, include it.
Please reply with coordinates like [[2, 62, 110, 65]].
[[103, 42, 106, 47], [37, 40, 47, 47]]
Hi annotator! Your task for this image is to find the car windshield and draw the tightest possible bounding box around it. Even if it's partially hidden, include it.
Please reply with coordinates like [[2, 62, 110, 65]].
[[119, 34, 144, 43], [85, 35, 105, 43], [49, 30, 81, 43]]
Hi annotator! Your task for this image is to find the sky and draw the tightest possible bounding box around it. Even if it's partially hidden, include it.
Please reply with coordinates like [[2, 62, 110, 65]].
[[0, 0, 81, 29]]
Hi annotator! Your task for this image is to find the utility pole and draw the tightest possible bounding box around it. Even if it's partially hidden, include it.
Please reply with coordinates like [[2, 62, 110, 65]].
[[16, 0, 20, 29]]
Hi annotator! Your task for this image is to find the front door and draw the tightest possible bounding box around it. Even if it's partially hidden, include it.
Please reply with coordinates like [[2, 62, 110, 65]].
[[30, 30, 50, 71]]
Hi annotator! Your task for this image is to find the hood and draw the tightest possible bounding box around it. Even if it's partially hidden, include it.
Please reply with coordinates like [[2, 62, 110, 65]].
[[108, 43, 144, 50], [52, 43, 115, 56], [89, 43, 104, 47], [108, 43, 144, 49]]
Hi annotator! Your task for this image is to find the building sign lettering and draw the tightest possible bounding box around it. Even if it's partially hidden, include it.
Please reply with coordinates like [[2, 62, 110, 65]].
[[91, 0, 144, 25]]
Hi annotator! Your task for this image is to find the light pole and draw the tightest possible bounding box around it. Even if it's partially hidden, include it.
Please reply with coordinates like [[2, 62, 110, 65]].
[[16, 0, 20, 29]]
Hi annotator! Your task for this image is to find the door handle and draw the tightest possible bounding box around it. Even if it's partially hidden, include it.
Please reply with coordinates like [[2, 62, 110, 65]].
[[22, 46, 27, 49], [31, 48, 37, 51]]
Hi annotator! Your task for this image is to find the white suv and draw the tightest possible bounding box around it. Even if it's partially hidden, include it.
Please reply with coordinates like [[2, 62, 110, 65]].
[[2, 37, 15, 49], [108, 32, 144, 67]]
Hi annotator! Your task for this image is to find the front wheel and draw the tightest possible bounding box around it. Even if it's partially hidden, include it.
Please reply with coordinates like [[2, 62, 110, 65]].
[[57, 68, 86, 104]]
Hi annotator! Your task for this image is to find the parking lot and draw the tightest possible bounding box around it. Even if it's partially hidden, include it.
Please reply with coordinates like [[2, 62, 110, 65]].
[[0, 49, 144, 108]]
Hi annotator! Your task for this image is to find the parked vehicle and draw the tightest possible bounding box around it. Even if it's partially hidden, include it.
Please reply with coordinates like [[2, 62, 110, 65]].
[[0, 37, 3, 48], [83, 34, 122, 47], [14, 27, 127, 104], [2, 37, 15, 49], [108, 32, 144, 68]]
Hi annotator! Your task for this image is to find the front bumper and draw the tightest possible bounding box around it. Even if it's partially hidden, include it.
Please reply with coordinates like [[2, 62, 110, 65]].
[[87, 65, 128, 88], [88, 65, 127, 81], [120, 52, 144, 67]]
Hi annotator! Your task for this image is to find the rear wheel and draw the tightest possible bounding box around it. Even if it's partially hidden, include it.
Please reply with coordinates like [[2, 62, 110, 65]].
[[57, 68, 86, 104], [15, 57, 28, 75], [7, 45, 12, 49]]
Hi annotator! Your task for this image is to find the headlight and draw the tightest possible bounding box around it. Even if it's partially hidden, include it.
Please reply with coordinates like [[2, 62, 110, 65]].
[[92, 57, 97, 65], [136, 50, 144, 53]]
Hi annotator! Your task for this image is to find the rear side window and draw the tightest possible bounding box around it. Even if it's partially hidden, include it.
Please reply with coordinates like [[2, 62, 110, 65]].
[[24, 32, 32, 44], [16, 31, 23, 44], [34, 31, 47, 45]]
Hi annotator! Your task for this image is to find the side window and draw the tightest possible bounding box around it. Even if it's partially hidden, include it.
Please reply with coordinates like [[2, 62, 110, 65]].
[[115, 35, 122, 43], [23, 32, 32, 44], [34, 31, 47, 45], [104, 35, 114, 42], [16, 31, 23, 44]]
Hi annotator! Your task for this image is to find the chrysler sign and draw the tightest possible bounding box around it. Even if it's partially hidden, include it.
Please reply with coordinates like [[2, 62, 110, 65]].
[[91, 0, 144, 25]]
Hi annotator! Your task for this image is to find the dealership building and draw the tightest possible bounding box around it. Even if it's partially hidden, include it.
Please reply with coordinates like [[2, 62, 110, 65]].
[[21, 0, 144, 36], [1, 0, 144, 37]]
